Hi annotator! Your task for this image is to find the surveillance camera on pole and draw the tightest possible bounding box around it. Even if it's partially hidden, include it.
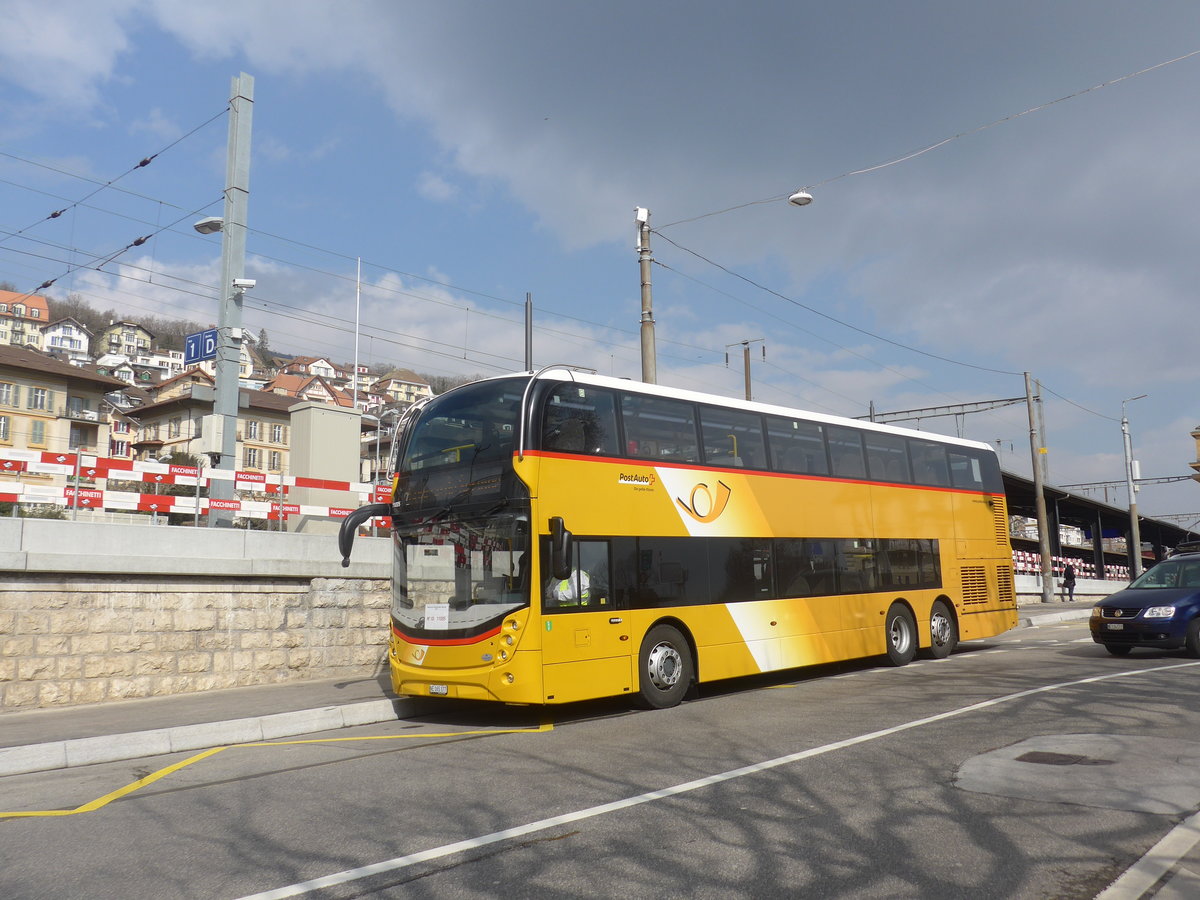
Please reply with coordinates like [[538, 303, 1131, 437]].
[[232, 278, 256, 290]]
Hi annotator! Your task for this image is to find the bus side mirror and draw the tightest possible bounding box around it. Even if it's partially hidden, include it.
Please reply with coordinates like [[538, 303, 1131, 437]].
[[338, 502, 392, 567], [549, 516, 573, 581]]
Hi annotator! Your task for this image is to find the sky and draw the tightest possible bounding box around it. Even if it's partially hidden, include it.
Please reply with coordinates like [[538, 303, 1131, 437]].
[[1, 0, 1198, 524]]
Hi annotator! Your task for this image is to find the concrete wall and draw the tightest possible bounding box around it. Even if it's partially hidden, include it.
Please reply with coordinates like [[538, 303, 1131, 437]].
[[1015, 574, 1127, 603], [0, 519, 393, 712]]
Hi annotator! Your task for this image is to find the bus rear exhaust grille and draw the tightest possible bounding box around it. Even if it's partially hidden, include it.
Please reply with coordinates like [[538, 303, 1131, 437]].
[[993, 502, 1009, 545], [996, 565, 1015, 604], [961, 566, 989, 605]]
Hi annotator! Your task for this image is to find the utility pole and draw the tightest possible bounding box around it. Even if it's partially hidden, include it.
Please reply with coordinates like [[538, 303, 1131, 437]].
[[726, 339, 764, 401], [1026, 373, 1054, 603], [1122, 394, 1148, 577], [211, 72, 254, 527], [525, 292, 533, 371], [635, 207, 656, 384], [1035, 378, 1049, 482]]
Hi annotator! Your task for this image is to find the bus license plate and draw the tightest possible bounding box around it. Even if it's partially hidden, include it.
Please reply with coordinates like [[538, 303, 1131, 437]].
[[429, 684, 449, 695], [1106, 623, 1124, 631]]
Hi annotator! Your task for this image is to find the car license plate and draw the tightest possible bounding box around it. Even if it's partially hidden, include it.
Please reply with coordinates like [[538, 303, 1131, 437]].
[[429, 684, 449, 695], [1106, 623, 1124, 631]]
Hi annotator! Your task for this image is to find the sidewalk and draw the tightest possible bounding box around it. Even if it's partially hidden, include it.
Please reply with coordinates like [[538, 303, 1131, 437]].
[[0, 675, 422, 778], [0, 602, 1094, 779]]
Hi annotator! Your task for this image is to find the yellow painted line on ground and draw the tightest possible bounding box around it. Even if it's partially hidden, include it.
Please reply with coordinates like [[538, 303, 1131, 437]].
[[0, 721, 553, 819]]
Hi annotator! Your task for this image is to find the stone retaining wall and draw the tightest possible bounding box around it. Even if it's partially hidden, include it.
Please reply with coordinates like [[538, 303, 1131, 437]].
[[0, 573, 391, 711]]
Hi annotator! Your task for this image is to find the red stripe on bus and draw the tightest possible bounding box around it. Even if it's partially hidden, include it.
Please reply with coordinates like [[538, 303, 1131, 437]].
[[392, 623, 503, 645]]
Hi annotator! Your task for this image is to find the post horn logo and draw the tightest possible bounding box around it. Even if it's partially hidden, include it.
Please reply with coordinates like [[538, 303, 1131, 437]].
[[676, 480, 732, 523]]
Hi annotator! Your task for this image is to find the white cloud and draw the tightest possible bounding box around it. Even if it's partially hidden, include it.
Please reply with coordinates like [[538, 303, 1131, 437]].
[[415, 172, 458, 204]]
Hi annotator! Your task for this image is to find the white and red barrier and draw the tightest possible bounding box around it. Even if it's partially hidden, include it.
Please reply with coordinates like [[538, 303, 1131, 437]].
[[0, 449, 386, 522]]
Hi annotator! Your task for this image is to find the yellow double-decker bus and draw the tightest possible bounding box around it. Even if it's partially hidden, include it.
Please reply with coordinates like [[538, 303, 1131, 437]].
[[340, 367, 1016, 709]]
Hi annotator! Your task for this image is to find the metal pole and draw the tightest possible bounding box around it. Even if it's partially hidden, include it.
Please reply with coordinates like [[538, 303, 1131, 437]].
[[742, 343, 752, 401], [636, 208, 656, 384], [353, 257, 361, 408], [525, 292, 533, 371], [1035, 379, 1049, 482], [211, 72, 254, 527], [194, 458, 202, 528], [71, 450, 80, 521], [1122, 395, 1147, 577], [1026, 372, 1054, 603]]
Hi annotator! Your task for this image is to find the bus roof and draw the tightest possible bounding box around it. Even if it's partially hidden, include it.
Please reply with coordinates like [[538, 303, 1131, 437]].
[[456, 367, 1000, 456]]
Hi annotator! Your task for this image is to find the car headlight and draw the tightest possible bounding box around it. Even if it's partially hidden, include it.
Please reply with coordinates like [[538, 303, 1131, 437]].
[[1143, 606, 1176, 619], [1091, 607, 1102, 618]]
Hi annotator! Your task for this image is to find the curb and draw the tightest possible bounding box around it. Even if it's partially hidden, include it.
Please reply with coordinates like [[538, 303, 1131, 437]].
[[1018, 608, 1094, 628], [0, 698, 408, 778]]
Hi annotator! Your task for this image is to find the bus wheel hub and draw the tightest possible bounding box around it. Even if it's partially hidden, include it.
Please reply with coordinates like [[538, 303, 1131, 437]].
[[647, 642, 682, 690]]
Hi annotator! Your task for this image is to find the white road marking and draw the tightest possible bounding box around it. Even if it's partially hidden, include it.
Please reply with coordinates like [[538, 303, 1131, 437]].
[[1096, 808, 1200, 900], [236, 661, 1200, 900]]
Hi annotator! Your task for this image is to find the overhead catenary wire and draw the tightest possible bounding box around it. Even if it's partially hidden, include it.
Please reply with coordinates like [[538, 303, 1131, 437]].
[[652, 228, 1023, 378], [658, 47, 1200, 230], [0, 107, 227, 248]]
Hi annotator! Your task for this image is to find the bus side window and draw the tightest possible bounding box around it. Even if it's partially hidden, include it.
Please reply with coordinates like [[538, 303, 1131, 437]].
[[827, 426, 867, 480], [543, 386, 620, 456], [542, 539, 612, 610]]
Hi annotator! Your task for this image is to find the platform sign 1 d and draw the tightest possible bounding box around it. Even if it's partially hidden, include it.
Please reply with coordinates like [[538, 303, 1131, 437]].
[[184, 328, 218, 366]]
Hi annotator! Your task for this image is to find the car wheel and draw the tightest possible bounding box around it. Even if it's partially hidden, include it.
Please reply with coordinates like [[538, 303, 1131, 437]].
[[635, 624, 694, 709], [885, 604, 917, 666], [1186, 619, 1200, 659], [922, 600, 958, 660], [1104, 644, 1132, 656]]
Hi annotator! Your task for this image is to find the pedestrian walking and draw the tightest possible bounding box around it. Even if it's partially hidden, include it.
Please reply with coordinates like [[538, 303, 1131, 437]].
[[1062, 564, 1076, 602]]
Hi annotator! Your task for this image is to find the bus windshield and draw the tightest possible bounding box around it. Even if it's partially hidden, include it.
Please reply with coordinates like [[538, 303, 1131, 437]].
[[395, 377, 524, 513], [390, 377, 531, 636], [392, 510, 530, 635]]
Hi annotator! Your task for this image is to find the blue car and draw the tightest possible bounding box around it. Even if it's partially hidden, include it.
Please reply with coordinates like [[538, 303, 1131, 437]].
[[1090, 551, 1200, 656]]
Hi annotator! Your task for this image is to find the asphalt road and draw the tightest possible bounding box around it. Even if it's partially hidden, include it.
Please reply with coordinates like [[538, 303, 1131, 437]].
[[3, 620, 1200, 899]]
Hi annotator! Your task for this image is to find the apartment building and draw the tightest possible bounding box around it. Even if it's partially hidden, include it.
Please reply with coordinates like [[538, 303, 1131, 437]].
[[96, 321, 154, 358], [370, 369, 432, 408], [129, 382, 296, 476], [0, 344, 126, 471], [0, 290, 50, 350], [41, 317, 93, 364]]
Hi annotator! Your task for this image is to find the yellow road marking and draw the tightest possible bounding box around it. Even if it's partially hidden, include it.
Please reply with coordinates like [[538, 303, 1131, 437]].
[[0, 722, 553, 819]]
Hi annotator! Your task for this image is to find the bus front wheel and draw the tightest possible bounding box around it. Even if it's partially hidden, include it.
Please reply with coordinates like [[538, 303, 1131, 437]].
[[636, 624, 693, 709], [923, 600, 958, 660], [885, 604, 917, 666]]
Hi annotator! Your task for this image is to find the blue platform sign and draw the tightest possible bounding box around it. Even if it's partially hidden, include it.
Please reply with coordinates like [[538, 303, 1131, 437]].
[[184, 328, 218, 366]]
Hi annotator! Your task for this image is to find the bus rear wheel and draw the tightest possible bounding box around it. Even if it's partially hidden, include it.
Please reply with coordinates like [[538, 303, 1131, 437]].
[[885, 604, 917, 666], [923, 600, 957, 660], [635, 624, 693, 709]]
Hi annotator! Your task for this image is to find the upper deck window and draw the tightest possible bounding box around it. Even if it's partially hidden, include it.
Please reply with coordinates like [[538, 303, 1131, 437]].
[[827, 425, 867, 479], [864, 432, 911, 484], [699, 405, 766, 469], [909, 439, 952, 488], [765, 417, 829, 476], [542, 385, 620, 456], [621, 395, 699, 464]]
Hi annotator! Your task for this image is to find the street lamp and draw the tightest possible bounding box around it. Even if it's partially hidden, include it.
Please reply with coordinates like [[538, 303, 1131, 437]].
[[192, 71, 254, 529], [1122, 394, 1148, 577], [635, 192, 812, 386]]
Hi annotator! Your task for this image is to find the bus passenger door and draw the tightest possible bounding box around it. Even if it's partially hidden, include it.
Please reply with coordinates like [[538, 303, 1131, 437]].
[[540, 540, 632, 702]]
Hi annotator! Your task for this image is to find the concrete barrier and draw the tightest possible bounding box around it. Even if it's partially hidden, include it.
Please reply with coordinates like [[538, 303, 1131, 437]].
[[0, 519, 394, 712]]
